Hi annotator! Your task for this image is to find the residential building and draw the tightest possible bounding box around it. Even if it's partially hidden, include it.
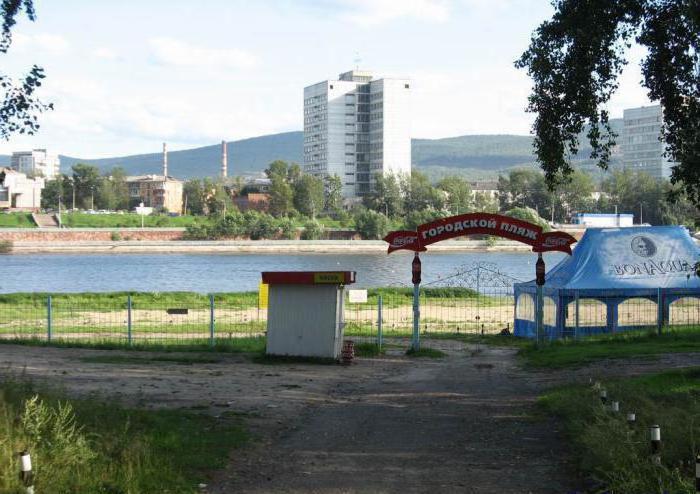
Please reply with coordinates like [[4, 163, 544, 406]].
[[622, 105, 674, 179], [233, 193, 270, 212], [0, 167, 44, 210], [11, 149, 60, 179], [469, 181, 499, 199], [572, 213, 634, 228], [126, 175, 183, 214], [304, 69, 411, 198]]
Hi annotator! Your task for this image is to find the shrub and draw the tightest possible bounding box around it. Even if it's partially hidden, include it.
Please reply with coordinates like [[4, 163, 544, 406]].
[[0, 240, 13, 254], [354, 209, 390, 240], [278, 218, 297, 239], [110, 231, 122, 241], [246, 212, 278, 240], [504, 207, 550, 231], [301, 220, 324, 240]]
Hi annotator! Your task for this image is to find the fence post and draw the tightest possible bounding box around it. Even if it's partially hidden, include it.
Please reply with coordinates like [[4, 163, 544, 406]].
[[574, 291, 580, 339], [46, 295, 52, 342], [127, 295, 132, 346], [657, 288, 663, 335], [209, 294, 215, 347], [377, 294, 383, 350]]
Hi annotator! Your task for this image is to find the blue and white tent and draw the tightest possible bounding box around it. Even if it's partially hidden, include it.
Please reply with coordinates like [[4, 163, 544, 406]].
[[514, 226, 700, 338]]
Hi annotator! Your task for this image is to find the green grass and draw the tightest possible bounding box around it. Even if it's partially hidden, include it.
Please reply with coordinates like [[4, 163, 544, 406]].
[[0, 212, 35, 228], [60, 212, 199, 228], [0, 336, 267, 354], [80, 354, 222, 365], [405, 347, 447, 358], [0, 379, 247, 493], [353, 342, 385, 357], [0, 290, 260, 309], [520, 327, 700, 368], [540, 367, 700, 493]]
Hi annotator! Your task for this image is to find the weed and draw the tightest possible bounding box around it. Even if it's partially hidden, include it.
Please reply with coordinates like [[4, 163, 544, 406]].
[[353, 342, 385, 357], [0, 240, 13, 254]]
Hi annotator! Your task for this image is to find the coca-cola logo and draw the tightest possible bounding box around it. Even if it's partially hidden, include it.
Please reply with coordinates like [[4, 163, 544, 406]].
[[541, 236, 569, 247], [392, 235, 417, 247]]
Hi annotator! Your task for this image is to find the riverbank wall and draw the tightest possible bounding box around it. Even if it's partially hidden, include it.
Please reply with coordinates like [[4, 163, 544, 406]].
[[4, 239, 534, 253]]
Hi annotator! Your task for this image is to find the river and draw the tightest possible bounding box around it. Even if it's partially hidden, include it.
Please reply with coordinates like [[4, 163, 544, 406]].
[[0, 251, 567, 293]]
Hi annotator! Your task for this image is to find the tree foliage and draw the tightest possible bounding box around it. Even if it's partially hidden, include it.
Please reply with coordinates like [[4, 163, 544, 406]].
[[0, 1, 52, 140], [517, 0, 699, 205]]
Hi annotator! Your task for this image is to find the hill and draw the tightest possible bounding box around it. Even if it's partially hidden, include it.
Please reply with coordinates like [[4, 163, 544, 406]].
[[3, 119, 623, 179]]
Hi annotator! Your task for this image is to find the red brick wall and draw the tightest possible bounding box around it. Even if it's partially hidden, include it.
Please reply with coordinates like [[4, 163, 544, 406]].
[[0, 230, 184, 241]]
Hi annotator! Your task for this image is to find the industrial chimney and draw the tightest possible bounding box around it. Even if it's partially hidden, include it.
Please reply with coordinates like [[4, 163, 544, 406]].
[[162, 142, 168, 179], [221, 140, 228, 178]]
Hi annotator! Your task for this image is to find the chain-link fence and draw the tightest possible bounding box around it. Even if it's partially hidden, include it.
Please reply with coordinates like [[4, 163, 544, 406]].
[[1, 278, 697, 351]]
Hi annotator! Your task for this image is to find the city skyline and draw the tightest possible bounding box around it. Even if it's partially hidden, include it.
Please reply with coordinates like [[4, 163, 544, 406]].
[[0, 0, 652, 158]]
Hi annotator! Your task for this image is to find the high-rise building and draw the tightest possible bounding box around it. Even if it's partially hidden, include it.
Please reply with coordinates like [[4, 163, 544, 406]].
[[621, 105, 674, 179], [10, 149, 60, 179], [303, 70, 411, 198]]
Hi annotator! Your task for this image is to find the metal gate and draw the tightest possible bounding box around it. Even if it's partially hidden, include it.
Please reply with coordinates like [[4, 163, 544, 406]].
[[343, 262, 522, 351]]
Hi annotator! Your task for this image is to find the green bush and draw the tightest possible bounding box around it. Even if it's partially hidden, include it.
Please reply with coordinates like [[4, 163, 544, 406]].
[[354, 209, 390, 239], [110, 231, 122, 241], [0, 240, 13, 254], [278, 218, 297, 239], [301, 220, 324, 240]]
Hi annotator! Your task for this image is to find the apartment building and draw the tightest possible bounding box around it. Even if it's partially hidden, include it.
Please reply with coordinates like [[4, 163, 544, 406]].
[[126, 175, 183, 214], [0, 167, 44, 210], [11, 149, 60, 179], [303, 70, 411, 198], [622, 105, 674, 179]]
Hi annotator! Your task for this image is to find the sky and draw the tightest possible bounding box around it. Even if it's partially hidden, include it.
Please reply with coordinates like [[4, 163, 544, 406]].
[[0, 0, 652, 158]]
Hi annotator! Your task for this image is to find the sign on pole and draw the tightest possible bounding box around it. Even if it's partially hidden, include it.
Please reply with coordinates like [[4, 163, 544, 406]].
[[258, 282, 269, 309], [348, 289, 368, 303]]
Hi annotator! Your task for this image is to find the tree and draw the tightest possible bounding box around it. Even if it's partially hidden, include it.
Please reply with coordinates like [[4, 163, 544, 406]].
[[324, 174, 343, 214], [437, 176, 472, 215], [293, 174, 324, 218], [354, 208, 390, 240], [364, 173, 405, 218], [71, 164, 101, 209], [0, 1, 52, 140], [268, 175, 293, 217], [497, 169, 549, 213], [183, 179, 207, 215], [517, 0, 699, 206], [404, 171, 445, 212], [504, 207, 550, 232]]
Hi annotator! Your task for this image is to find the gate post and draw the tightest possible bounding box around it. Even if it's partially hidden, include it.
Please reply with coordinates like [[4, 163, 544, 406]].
[[377, 294, 383, 350], [535, 253, 545, 345], [412, 253, 421, 351]]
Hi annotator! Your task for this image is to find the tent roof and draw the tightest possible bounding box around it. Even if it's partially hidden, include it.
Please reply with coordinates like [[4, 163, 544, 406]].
[[516, 226, 700, 294]]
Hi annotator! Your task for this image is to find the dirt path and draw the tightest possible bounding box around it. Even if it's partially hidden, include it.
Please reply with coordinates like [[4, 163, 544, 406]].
[[1, 343, 696, 493], [212, 342, 574, 494]]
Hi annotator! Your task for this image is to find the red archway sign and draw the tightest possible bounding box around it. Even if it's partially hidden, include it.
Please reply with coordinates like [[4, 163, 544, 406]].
[[383, 212, 577, 255]]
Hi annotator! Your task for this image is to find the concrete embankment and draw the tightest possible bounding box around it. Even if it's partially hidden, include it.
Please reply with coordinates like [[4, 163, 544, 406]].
[[7, 239, 533, 253]]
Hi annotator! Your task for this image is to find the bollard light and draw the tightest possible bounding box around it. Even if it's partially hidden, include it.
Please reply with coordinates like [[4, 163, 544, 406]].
[[599, 389, 607, 404], [650, 425, 661, 465], [611, 401, 620, 412], [19, 450, 33, 493], [626, 412, 636, 426]]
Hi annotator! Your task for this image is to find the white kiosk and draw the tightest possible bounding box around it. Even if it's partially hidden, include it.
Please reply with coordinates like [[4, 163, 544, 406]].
[[262, 271, 356, 359]]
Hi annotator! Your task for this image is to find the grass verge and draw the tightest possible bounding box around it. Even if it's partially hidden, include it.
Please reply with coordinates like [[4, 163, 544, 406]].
[[540, 367, 700, 493], [0, 378, 247, 493], [353, 342, 385, 357], [405, 347, 447, 358], [520, 327, 700, 368], [0, 336, 267, 354]]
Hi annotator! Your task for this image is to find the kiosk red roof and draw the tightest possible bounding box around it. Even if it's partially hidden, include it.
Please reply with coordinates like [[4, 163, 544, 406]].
[[261, 271, 356, 285]]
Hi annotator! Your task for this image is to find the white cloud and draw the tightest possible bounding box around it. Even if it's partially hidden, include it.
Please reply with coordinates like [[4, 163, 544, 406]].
[[340, 0, 450, 26], [91, 47, 121, 61], [12, 32, 70, 55], [148, 37, 258, 70]]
